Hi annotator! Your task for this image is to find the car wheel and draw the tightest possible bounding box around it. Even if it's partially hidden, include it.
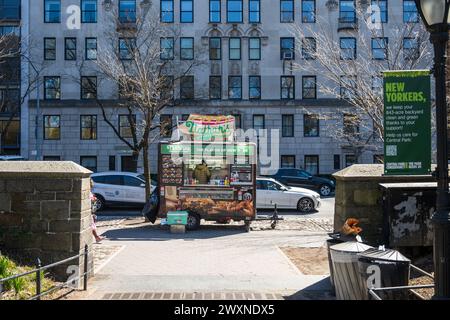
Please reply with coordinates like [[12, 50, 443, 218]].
[[319, 184, 332, 197], [297, 197, 314, 213], [186, 213, 201, 231], [94, 194, 105, 211]]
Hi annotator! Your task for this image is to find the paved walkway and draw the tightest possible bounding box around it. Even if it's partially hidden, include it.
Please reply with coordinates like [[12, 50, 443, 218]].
[[78, 221, 332, 300]]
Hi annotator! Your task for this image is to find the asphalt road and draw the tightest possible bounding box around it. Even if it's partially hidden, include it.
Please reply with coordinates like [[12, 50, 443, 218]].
[[97, 196, 335, 220]]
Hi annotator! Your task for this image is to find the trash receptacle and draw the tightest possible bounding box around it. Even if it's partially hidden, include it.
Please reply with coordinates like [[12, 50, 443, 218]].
[[330, 241, 373, 300], [357, 248, 411, 300], [326, 238, 343, 294]]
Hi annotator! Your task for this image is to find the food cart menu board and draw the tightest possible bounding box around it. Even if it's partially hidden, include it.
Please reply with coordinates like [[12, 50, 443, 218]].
[[230, 164, 253, 185], [179, 188, 235, 200], [161, 155, 183, 185]]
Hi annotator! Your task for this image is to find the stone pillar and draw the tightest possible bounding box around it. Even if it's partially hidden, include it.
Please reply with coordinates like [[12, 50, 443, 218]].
[[0, 161, 93, 283], [333, 164, 434, 246]]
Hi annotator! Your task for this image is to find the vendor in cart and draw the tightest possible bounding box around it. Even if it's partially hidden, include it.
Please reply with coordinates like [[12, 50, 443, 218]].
[[193, 159, 211, 184]]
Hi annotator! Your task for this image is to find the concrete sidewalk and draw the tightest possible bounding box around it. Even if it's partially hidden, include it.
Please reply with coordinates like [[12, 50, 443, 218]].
[[80, 224, 332, 300]]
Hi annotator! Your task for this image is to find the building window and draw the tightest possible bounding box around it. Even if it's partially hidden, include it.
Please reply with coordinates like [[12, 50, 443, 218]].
[[249, 0, 261, 23], [302, 0, 316, 22], [371, 0, 387, 23], [281, 155, 296, 168], [109, 155, 116, 171], [305, 155, 319, 175], [119, 0, 136, 23], [160, 75, 174, 101], [302, 37, 316, 60], [280, 37, 295, 60], [249, 76, 261, 100], [44, 77, 61, 100], [180, 0, 193, 23], [209, 76, 222, 100], [281, 76, 295, 100], [81, 76, 97, 99], [282, 115, 294, 137], [180, 76, 194, 100], [210, 0, 221, 22], [160, 37, 174, 60], [44, 115, 60, 140], [249, 38, 261, 60], [302, 76, 316, 99], [340, 75, 357, 99], [44, 38, 56, 60], [180, 37, 194, 60], [403, 37, 419, 60], [334, 154, 341, 170], [85, 38, 97, 60], [229, 38, 241, 60], [80, 156, 97, 172], [304, 114, 319, 137], [280, 0, 294, 22], [340, 37, 356, 60], [228, 76, 242, 100], [209, 37, 222, 60], [119, 115, 135, 138], [161, 0, 174, 22], [80, 115, 97, 140], [64, 38, 77, 60], [372, 37, 388, 60], [345, 154, 357, 167], [343, 113, 360, 135], [339, 0, 356, 23], [253, 115, 265, 130], [227, 0, 243, 23], [119, 38, 136, 60], [45, 0, 61, 23], [233, 114, 242, 129], [160, 115, 173, 137], [0, 0, 20, 20], [403, 0, 418, 23], [81, 0, 97, 23], [372, 75, 383, 95]]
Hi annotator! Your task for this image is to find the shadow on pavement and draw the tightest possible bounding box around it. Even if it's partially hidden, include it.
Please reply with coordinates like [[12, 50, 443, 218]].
[[101, 223, 249, 241], [284, 277, 335, 300]]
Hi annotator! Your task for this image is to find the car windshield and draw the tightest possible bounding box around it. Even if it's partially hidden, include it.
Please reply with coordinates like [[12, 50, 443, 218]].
[[137, 174, 157, 186]]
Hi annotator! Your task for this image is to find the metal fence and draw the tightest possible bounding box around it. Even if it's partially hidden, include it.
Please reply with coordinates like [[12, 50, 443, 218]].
[[368, 264, 435, 300], [0, 245, 90, 300]]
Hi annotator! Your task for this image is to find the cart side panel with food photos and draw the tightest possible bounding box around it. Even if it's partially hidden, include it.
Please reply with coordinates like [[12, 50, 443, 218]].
[[157, 141, 257, 222]]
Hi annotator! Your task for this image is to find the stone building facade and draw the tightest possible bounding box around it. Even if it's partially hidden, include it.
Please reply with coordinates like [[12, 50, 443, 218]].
[[16, 0, 424, 174]]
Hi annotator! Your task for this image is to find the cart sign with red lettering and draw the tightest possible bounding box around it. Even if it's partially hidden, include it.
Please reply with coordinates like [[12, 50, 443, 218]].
[[383, 70, 431, 175]]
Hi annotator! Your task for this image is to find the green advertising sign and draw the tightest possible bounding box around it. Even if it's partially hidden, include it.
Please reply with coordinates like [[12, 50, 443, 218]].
[[383, 70, 431, 175], [161, 144, 255, 156]]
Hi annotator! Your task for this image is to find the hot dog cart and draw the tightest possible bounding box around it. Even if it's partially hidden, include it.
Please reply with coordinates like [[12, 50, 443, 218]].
[[157, 115, 257, 231]]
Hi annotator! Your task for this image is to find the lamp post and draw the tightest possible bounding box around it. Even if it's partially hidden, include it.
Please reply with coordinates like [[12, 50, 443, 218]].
[[414, 0, 450, 299]]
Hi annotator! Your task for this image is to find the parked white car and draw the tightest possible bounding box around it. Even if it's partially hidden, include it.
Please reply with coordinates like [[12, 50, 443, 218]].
[[91, 171, 156, 210], [256, 177, 321, 213]]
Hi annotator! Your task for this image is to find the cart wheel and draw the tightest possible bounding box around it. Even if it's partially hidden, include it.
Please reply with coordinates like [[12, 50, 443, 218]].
[[271, 221, 277, 229], [244, 221, 251, 232], [186, 213, 201, 231]]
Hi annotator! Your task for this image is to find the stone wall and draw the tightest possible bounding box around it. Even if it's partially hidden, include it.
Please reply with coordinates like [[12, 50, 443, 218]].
[[333, 164, 435, 246], [0, 161, 93, 283]]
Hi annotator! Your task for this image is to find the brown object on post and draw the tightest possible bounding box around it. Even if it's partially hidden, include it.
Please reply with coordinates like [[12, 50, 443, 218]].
[[341, 218, 362, 236]]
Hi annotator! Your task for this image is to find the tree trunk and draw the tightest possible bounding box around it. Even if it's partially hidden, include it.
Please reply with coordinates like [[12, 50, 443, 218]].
[[142, 142, 152, 200]]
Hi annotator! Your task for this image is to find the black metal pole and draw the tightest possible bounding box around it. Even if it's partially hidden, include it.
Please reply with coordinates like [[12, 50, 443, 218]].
[[430, 30, 450, 299], [35, 258, 41, 300], [83, 244, 88, 291]]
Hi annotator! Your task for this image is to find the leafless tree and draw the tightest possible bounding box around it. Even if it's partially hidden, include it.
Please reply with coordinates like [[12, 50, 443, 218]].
[[291, 5, 432, 162], [75, 5, 205, 199], [0, 27, 39, 154]]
